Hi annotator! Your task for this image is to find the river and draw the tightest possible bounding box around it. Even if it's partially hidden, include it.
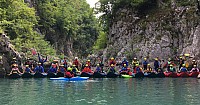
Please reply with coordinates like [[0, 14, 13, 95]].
[[0, 78, 200, 105]]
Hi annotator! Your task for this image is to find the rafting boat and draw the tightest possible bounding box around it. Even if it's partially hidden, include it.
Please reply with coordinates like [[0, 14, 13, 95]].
[[93, 72, 106, 78], [106, 72, 118, 78], [134, 72, 144, 78], [21, 72, 33, 78], [164, 72, 178, 78], [177, 72, 189, 77], [33, 73, 46, 78], [47, 73, 57, 78], [80, 72, 93, 78], [8, 73, 21, 79], [189, 72, 199, 77], [50, 77, 89, 81], [121, 75, 133, 78]]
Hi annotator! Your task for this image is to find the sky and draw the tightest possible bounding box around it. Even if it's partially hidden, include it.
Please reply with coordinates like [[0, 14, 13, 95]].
[[86, 0, 99, 8]]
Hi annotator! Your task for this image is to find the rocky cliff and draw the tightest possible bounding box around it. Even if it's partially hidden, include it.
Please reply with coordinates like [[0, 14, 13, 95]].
[[103, 1, 200, 63]]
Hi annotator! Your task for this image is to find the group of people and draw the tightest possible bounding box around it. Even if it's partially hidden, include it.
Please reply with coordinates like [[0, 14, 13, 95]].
[[9, 53, 199, 78]]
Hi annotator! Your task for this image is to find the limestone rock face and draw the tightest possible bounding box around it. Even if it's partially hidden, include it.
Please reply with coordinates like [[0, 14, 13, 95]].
[[103, 4, 200, 63]]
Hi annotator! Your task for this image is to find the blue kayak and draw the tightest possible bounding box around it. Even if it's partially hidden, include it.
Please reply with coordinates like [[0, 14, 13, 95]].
[[50, 77, 89, 81]]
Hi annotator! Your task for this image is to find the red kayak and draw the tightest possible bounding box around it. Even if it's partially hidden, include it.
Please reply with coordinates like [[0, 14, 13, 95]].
[[164, 72, 178, 78], [189, 72, 199, 77], [177, 72, 189, 77]]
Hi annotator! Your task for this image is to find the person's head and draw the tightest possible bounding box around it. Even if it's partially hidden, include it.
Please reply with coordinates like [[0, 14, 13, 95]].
[[123, 64, 126, 67], [147, 64, 150, 67], [13, 64, 17, 68], [134, 58, 137, 60], [85, 64, 89, 67], [155, 58, 158, 61], [38, 63, 41, 66], [144, 58, 147, 60], [136, 64, 139, 67], [194, 65, 197, 68], [192, 60, 196, 62], [111, 57, 114, 60], [75, 57, 78, 60], [111, 64, 114, 67], [182, 64, 185, 67], [170, 64, 173, 67], [168, 58, 171, 61], [97, 64, 100, 66], [179, 56, 182, 59], [72, 65, 76, 68], [87, 60, 90, 62], [25, 65, 29, 68], [13, 57, 16, 60], [60, 65, 64, 68]]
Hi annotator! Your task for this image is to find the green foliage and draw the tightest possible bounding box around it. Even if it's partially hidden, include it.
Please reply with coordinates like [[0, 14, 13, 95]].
[[93, 31, 107, 50], [0, 0, 56, 56], [34, 0, 101, 56]]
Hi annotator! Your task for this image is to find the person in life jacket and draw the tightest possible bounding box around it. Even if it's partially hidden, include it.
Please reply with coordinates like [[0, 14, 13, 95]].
[[109, 57, 116, 66], [72, 57, 80, 69], [142, 58, 148, 70], [119, 64, 128, 74], [72, 65, 79, 75], [61, 57, 68, 69], [108, 64, 116, 73], [65, 67, 74, 78], [10, 57, 18, 67], [132, 57, 139, 69], [82, 64, 93, 74], [24, 65, 32, 73], [86, 60, 91, 69], [47, 63, 57, 73], [25, 58, 33, 69], [95, 64, 102, 73], [121, 58, 129, 67], [38, 53, 47, 67], [57, 65, 66, 73], [190, 65, 199, 72], [177, 56, 185, 70], [146, 64, 153, 73], [10, 64, 22, 74], [127, 68, 132, 75], [168, 64, 176, 72], [34, 63, 45, 73], [154, 58, 160, 72], [179, 64, 187, 72], [134, 64, 142, 73]]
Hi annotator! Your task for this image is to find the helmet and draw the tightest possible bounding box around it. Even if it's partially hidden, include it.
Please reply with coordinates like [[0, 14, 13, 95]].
[[123, 64, 126, 66], [13, 57, 16, 60], [111, 64, 114, 67], [72, 65, 76, 67], [25, 65, 29, 67], [38, 63, 41, 65], [170, 64, 173, 67], [134, 58, 137, 60], [97, 64, 100, 66], [60, 65, 64, 67], [87, 60, 90, 62], [168, 58, 171, 61], [194, 65, 197, 67], [85, 64, 88, 66], [13, 64, 17, 67], [144, 58, 147, 60], [111, 57, 114, 60], [75, 57, 78, 59], [182, 64, 185, 67], [147, 64, 150, 66], [179, 56, 182, 59], [155, 58, 158, 60], [192, 60, 196, 62], [136, 64, 139, 66]]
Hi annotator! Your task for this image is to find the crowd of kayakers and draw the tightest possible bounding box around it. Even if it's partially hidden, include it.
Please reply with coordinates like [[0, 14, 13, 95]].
[[8, 53, 200, 78]]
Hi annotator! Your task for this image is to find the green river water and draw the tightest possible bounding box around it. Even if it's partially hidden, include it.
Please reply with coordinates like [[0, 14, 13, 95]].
[[0, 78, 200, 105]]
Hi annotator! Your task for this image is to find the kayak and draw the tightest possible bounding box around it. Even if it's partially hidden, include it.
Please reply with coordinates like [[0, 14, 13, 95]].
[[106, 72, 118, 78], [33, 73, 46, 78], [47, 73, 57, 78], [80, 72, 93, 78], [57, 72, 64, 77], [134, 72, 144, 78], [156, 72, 165, 78], [9, 73, 21, 79], [21, 72, 33, 78], [189, 72, 199, 77], [121, 75, 133, 78], [177, 72, 189, 77], [164, 72, 178, 78], [93, 72, 106, 78], [50, 77, 89, 81]]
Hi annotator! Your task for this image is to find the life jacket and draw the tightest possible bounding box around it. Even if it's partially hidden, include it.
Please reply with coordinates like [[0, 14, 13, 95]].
[[82, 67, 92, 73], [109, 67, 115, 73], [65, 71, 74, 78], [180, 67, 187, 72], [73, 60, 79, 66], [59, 67, 66, 73], [109, 60, 116, 66], [95, 67, 101, 73], [25, 68, 31, 73]]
